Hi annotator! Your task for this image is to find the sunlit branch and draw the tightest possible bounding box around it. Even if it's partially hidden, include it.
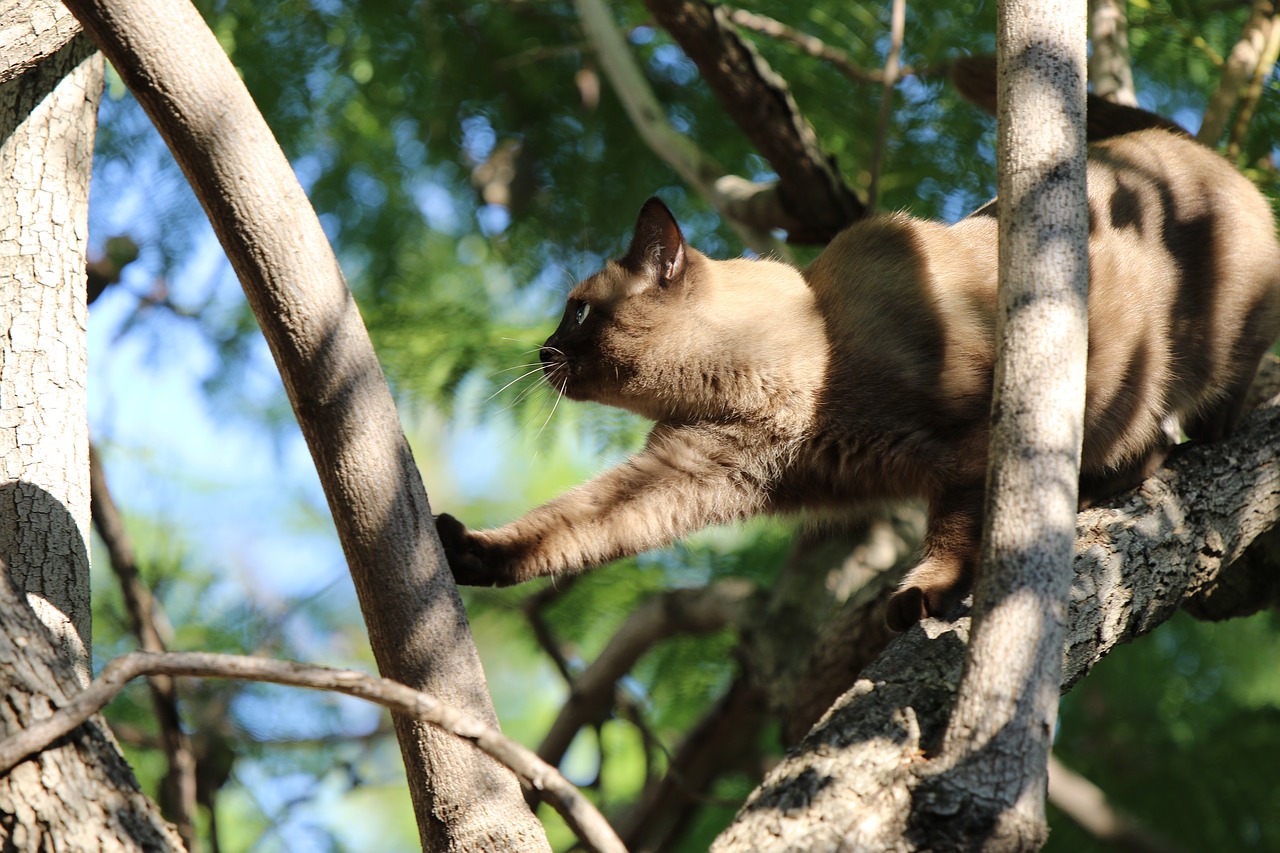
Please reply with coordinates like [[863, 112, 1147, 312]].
[[0, 651, 627, 853]]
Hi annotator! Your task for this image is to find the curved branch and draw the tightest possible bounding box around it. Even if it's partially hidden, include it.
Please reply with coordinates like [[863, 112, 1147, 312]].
[[0, 651, 626, 853], [61, 0, 547, 847]]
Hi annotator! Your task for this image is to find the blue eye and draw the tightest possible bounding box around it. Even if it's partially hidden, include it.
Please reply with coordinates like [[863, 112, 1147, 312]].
[[575, 302, 590, 324]]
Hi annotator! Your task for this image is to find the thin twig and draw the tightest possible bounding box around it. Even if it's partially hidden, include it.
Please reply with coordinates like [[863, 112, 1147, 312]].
[[724, 7, 890, 84], [0, 651, 627, 853]]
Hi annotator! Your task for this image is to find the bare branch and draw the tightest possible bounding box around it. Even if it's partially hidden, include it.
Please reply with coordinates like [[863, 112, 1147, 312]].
[[537, 579, 754, 767], [724, 7, 887, 85], [1088, 0, 1138, 105], [1227, 7, 1280, 159], [643, 0, 864, 243], [1048, 754, 1189, 853], [573, 0, 788, 253], [867, 0, 906, 211], [0, 651, 627, 853]]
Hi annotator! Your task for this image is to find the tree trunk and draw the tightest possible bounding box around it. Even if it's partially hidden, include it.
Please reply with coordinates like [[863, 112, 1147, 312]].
[[930, 2, 1090, 848], [0, 3, 183, 847], [0, 4, 98, 686], [61, 0, 552, 848]]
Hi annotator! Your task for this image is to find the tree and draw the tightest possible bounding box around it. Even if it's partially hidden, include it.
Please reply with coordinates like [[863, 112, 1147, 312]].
[[3, 0, 1279, 850]]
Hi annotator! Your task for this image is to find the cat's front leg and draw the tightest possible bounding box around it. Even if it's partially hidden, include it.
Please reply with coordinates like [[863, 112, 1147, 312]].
[[886, 485, 984, 631], [437, 425, 770, 587]]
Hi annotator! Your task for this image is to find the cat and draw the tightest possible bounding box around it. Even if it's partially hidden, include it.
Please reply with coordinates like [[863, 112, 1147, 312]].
[[436, 105, 1280, 632]]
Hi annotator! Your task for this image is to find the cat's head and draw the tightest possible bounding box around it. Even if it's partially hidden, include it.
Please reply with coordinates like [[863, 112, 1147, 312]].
[[540, 198, 821, 423]]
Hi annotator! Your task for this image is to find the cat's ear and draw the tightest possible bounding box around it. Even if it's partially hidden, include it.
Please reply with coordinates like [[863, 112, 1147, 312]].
[[623, 197, 687, 287]]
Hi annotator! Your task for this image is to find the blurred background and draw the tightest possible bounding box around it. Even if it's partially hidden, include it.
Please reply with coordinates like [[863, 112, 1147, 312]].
[[85, 1, 1280, 850]]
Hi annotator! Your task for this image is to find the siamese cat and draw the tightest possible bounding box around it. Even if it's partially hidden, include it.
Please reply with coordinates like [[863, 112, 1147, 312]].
[[436, 106, 1280, 631]]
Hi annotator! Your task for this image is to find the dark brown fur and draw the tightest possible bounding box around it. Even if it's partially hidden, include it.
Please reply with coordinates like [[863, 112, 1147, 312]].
[[438, 121, 1280, 631]]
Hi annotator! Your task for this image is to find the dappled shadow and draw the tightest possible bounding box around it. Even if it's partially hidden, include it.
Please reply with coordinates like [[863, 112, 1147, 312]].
[[0, 481, 91, 681]]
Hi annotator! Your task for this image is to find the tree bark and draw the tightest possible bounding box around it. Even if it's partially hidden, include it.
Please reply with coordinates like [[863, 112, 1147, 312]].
[[932, 3, 1089, 849], [0, 4, 182, 846], [60, 0, 551, 848], [710, 385, 1280, 851], [0, 0, 99, 688]]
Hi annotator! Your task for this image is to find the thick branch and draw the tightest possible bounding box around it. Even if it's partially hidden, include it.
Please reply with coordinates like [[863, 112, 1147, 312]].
[[0, 1, 82, 85], [61, 0, 547, 847], [0, 651, 625, 853], [712, 391, 1280, 851], [643, 0, 863, 243], [935, 5, 1089, 848]]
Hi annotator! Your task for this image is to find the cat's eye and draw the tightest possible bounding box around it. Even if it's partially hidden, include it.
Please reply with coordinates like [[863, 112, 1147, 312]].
[[575, 302, 591, 325]]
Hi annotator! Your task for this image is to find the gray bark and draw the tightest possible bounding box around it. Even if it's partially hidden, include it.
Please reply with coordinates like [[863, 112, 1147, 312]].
[[711, 385, 1280, 851], [60, 0, 551, 848], [936, 2, 1089, 848], [0, 3, 181, 847], [0, 2, 98, 687]]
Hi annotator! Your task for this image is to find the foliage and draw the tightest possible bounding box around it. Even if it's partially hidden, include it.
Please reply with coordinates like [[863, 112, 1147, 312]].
[[85, 0, 1280, 850]]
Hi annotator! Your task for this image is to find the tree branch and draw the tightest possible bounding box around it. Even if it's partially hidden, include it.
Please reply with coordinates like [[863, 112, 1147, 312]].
[[1088, 0, 1138, 105], [0, 1, 83, 86], [1198, 1, 1276, 147], [1047, 753, 1189, 853], [0, 650, 626, 853], [1226, 5, 1280, 159], [572, 0, 788, 253], [537, 579, 754, 768], [711, 387, 1280, 851], [643, 0, 864, 243], [61, 0, 548, 847]]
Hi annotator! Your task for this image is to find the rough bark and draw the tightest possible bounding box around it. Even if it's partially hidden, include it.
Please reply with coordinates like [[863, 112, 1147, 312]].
[[0, 6, 181, 843], [935, 4, 1089, 849], [60, 0, 550, 848], [0, 1, 82, 86], [710, 388, 1280, 852], [0, 568, 185, 851], [0, 1, 99, 687]]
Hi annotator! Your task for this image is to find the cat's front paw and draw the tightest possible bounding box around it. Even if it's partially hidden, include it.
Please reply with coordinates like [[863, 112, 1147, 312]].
[[435, 513, 518, 587]]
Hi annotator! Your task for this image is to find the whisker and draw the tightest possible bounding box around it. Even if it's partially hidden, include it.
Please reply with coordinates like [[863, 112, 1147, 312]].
[[486, 365, 549, 402]]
